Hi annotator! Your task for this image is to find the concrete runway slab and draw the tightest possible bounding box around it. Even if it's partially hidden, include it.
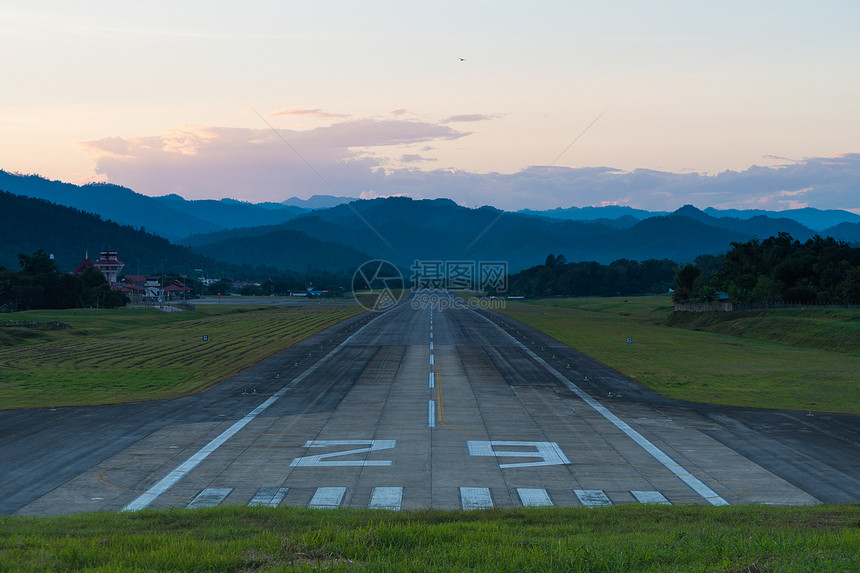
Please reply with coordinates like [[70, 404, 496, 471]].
[[2, 293, 858, 515]]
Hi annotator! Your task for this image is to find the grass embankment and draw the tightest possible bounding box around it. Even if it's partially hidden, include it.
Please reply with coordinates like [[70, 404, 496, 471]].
[[0, 303, 364, 410], [1, 504, 858, 572], [495, 297, 860, 415]]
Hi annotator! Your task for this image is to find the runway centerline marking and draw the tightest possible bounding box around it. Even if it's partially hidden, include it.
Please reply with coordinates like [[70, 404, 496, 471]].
[[121, 313, 381, 512], [473, 309, 730, 506]]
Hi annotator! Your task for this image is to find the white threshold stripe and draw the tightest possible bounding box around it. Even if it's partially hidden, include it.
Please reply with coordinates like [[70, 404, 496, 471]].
[[631, 490, 670, 504], [369, 487, 403, 510], [460, 487, 493, 510], [428, 400, 436, 428], [575, 489, 612, 507], [517, 488, 553, 507], [122, 314, 381, 512], [473, 310, 730, 507], [309, 487, 346, 508], [249, 486, 289, 507], [186, 487, 233, 509]]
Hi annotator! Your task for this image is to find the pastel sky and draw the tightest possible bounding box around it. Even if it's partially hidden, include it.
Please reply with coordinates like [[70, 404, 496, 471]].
[[2, 1, 859, 212]]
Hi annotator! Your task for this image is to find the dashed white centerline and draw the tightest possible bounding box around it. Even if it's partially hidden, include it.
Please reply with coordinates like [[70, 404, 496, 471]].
[[429, 354, 435, 365], [428, 400, 436, 428], [429, 372, 435, 388]]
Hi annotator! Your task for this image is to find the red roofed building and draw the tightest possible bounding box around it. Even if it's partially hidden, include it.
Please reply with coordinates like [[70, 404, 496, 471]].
[[92, 250, 124, 284]]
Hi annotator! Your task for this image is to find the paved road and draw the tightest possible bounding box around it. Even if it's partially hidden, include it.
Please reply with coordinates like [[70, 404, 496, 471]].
[[2, 293, 858, 515]]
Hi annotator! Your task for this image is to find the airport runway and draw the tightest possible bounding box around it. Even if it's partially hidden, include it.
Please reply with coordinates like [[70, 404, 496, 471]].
[[2, 293, 859, 515]]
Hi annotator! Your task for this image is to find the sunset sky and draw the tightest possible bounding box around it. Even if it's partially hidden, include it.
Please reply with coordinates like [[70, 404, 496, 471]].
[[2, 1, 859, 211]]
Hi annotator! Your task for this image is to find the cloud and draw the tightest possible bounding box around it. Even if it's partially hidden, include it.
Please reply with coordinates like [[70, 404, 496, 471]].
[[441, 114, 498, 123], [267, 107, 350, 119], [78, 118, 860, 214], [78, 118, 469, 202], [400, 154, 436, 163]]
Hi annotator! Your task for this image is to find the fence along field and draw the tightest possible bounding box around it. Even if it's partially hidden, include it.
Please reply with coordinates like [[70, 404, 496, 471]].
[[0, 304, 365, 409]]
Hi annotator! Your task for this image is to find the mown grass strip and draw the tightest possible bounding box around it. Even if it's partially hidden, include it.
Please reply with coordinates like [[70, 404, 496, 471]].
[[493, 296, 860, 415], [0, 304, 365, 410], [1, 504, 858, 572]]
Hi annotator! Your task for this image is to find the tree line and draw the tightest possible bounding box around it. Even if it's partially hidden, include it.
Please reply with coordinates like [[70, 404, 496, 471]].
[[0, 250, 128, 311], [498, 255, 678, 298], [673, 233, 860, 304]]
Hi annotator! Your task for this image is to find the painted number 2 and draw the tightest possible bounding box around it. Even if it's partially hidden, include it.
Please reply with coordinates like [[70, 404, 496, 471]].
[[289, 440, 397, 467]]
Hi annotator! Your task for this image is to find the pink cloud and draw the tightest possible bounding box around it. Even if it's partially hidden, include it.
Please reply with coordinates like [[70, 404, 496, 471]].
[[267, 107, 350, 120]]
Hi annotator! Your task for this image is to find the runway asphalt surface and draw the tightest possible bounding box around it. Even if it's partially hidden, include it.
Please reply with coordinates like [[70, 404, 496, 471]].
[[2, 292, 858, 515]]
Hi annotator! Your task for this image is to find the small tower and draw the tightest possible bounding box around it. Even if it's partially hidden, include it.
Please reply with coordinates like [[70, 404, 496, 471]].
[[93, 250, 125, 284]]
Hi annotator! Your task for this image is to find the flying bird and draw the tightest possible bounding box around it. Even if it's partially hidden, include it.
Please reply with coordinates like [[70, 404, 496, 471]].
[[459, 57, 466, 61]]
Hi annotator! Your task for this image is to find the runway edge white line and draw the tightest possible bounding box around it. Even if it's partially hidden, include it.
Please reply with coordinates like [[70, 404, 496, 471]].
[[122, 312, 384, 512], [472, 309, 730, 506]]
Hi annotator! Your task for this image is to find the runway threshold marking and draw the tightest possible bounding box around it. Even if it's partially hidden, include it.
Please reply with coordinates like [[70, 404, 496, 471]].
[[517, 488, 553, 507], [474, 310, 730, 507], [249, 487, 289, 507], [186, 487, 233, 509], [575, 489, 612, 507], [631, 490, 671, 504], [369, 486, 403, 510], [309, 487, 346, 508], [121, 314, 381, 512], [460, 487, 493, 510]]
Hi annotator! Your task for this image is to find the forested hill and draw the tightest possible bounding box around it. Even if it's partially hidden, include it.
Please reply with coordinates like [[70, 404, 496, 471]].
[[188, 199, 860, 272], [0, 190, 200, 275], [0, 191, 373, 276], [0, 171, 306, 241]]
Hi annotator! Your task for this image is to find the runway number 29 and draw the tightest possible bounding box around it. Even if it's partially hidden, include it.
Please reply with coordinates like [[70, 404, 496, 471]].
[[289, 440, 397, 467]]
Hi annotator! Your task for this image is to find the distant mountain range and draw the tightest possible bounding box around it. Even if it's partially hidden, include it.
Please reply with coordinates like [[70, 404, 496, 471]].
[[3, 170, 860, 275], [0, 171, 307, 241], [184, 198, 860, 272]]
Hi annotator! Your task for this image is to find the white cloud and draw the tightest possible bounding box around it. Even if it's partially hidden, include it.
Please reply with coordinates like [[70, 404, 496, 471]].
[[79, 119, 860, 213]]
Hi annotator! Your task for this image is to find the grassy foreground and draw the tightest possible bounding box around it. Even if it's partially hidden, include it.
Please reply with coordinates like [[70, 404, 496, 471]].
[[0, 303, 364, 410], [494, 296, 860, 415], [1, 504, 858, 572]]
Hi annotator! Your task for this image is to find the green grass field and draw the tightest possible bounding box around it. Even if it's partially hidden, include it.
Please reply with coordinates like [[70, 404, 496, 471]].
[[0, 304, 365, 410], [494, 296, 860, 415], [1, 504, 857, 572]]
